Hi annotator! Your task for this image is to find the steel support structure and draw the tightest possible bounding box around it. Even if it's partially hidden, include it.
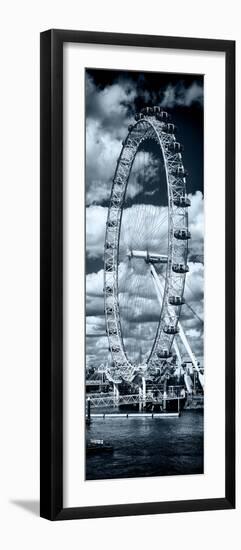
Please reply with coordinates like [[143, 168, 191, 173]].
[[87, 389, 185, 409], [150, 262, 204, 388]]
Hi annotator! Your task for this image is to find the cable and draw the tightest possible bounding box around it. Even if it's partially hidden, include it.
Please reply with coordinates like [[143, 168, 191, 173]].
[[184, 302, 204, 326]]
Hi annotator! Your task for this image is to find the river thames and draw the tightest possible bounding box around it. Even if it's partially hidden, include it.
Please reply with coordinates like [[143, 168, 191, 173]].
[[86, 409, 204, 480]]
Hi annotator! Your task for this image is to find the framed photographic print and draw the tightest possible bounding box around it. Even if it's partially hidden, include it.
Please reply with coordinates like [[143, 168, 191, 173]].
[[40, 29, 235, 520]]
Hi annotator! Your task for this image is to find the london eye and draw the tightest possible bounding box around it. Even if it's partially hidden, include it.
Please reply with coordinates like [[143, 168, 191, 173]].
[[104, 106, 202, 387]]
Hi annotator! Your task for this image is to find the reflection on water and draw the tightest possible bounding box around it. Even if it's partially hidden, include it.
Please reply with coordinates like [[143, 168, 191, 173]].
[[86, 410, 204, 480]]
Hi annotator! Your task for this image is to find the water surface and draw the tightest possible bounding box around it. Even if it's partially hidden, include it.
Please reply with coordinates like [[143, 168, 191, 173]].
[[86, 410, 204, 480]]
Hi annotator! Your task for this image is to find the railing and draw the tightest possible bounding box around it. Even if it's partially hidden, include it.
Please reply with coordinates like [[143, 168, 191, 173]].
[[86, 390, 185, 409], [86, 380, 109, 386]]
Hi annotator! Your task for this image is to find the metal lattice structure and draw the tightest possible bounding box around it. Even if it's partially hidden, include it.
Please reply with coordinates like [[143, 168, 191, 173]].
[[104, 106, 191, 383], [87, 387, 186, 409]]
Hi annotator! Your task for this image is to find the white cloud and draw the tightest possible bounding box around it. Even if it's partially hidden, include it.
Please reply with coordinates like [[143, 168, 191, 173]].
[[119, 203, 168, 261], [185, 328, 202, 339], [85, 191, 204, 264], [85, 73, 204, 366], [86, 74, 137, 205], [86, 315, 106, 336], [184, 262, 204, 303], [86, 269, 104, 298], [188, 191, 204, 261], [85, 259, 204, 367], [85, 74, 203, 208], [86, 205, 107, 259], [86, 75, 137, 134], [86, 269, 105, 318], [86, 118, 121, 205], [160, 82, 203, 108], [86, 202, 169, 260]]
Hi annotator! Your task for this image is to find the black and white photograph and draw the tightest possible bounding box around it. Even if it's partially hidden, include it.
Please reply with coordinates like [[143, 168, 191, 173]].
[[0, 1, 236, 540], [85, 68, 204, 480], [39, 27, 235, 523]]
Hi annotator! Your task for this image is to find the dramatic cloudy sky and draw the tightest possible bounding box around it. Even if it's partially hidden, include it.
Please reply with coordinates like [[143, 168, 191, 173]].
[[85, 68, 204, 369]]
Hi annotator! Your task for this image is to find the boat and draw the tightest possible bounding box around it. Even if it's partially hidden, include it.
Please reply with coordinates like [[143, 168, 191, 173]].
[[86, 439, 113, 454]]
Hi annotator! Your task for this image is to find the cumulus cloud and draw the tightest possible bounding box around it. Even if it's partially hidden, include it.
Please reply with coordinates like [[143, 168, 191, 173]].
[[186, 328, 202, 339], [125, 150, 160, 201], [86, 205, 107, 259], [86, 117, 121, 205], [184, 262, 204, 304], [86, 74, 136, 134], [86, 269, 104, 297], [86, 315, 106, 336], [85, 201, 169, 261], [160, 82, 203, 108], [85, 264, 204, 366], [119, 204, 168, 260], [188, 191, 204, 261], [85, 73, 203, 208], [86, 74, 137, 205], [86, 334, 109, 366], [176, 260, 204, 362], [86, 191, 203, 264], [85, 72, 204, 366], [86, 269, 105, 318], [85, 260, 204, 366]]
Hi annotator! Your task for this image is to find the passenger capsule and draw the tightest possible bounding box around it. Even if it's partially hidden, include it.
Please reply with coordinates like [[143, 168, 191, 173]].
[[174, 229, 191, 240], [107, 219, 118, 227], [168, 141, 184, 153], [169, 296, 185, 306], [157, 349, 172, 359], [157, 111, 169, 121], [173, 165, 188, 178], [172, 263, 189, 274], [173, 196, 191, 208], [109, 328, 117, 336], [163, 123, 176, 134], [112, 346, 120, 353], [163, 324, 179, 335], [105, 285, 113, 293]]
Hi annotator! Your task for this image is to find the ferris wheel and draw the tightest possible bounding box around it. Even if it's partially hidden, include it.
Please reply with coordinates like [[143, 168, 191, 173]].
[[104, 106, 201, 385]]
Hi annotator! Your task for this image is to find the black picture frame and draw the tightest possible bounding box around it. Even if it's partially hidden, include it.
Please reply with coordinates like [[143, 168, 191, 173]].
[[40, 29, 235, 521]]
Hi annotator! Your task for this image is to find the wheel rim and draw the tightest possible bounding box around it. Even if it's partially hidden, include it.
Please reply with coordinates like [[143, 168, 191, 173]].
[[104, 109, 190, 381]]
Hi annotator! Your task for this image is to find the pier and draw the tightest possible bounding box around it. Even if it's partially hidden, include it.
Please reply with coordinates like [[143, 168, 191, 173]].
[[87, 412, 180, 419]]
